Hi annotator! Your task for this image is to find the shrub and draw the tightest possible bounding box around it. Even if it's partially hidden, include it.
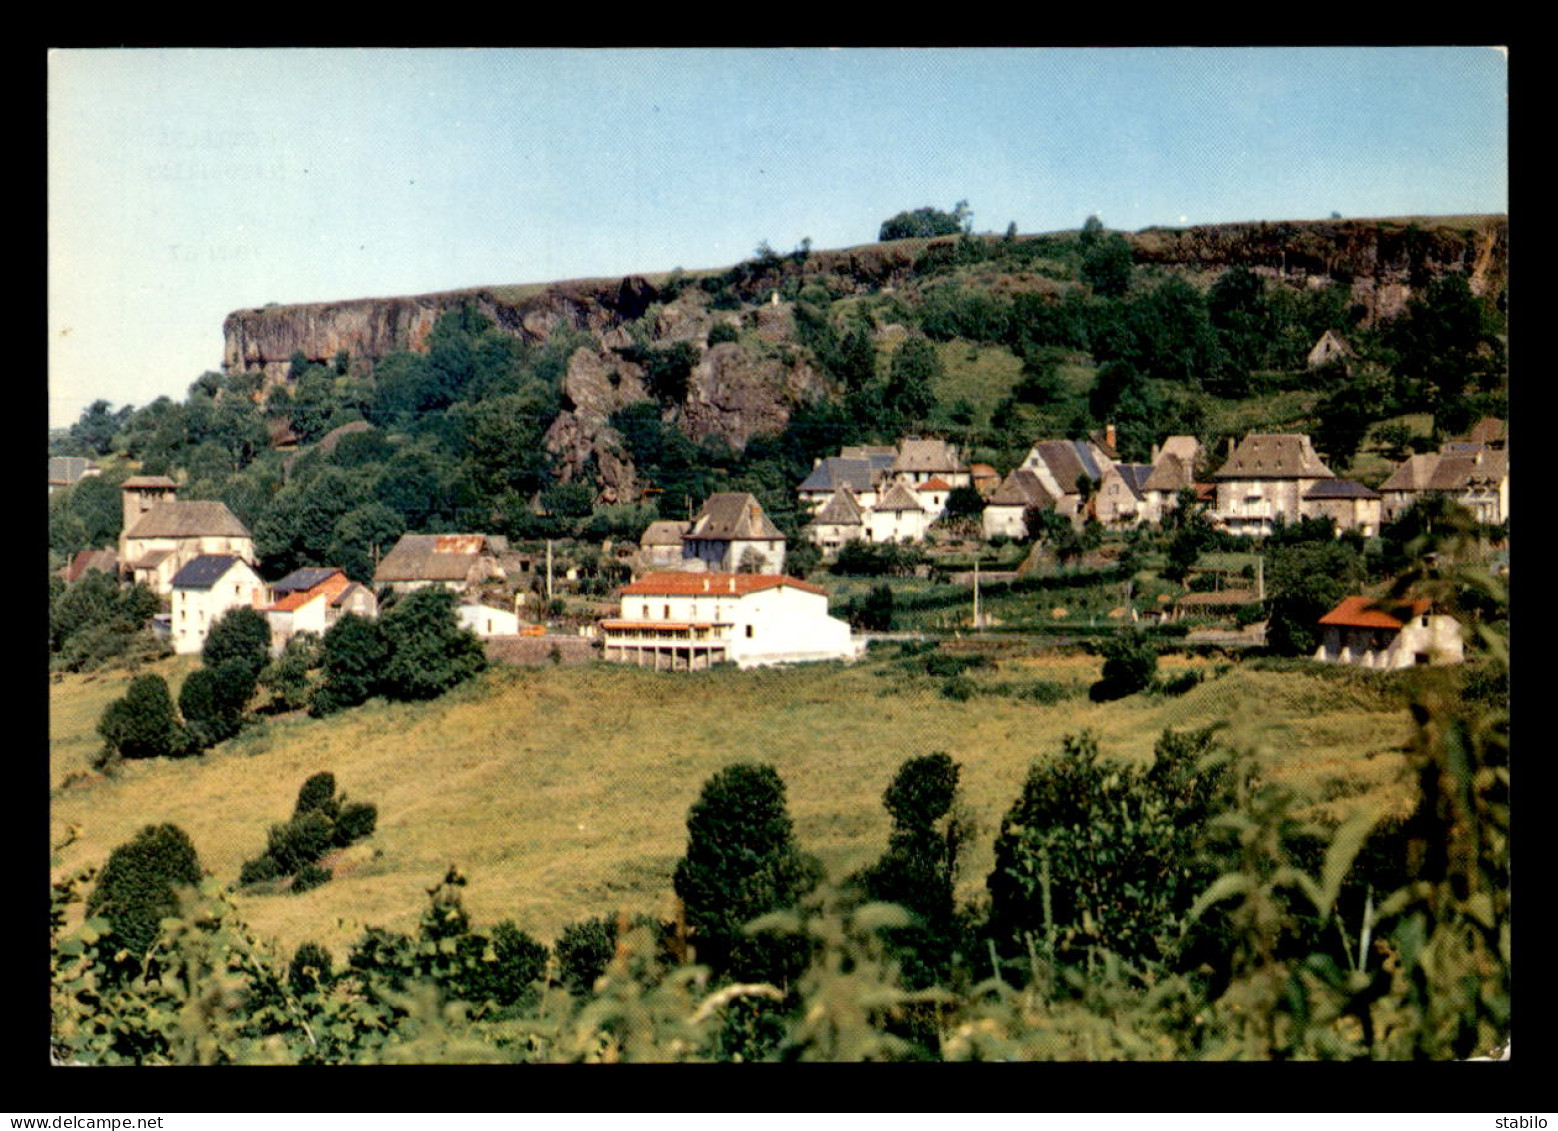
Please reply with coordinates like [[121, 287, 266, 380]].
[[288, 942, 334, 995], [707, 320, 740, 346], [238, 854, 281, 886], [293, 771, 341, 821], [84, 824, 202, 981], [555, 916, 619, 997], [201, 607, 272, 680], [267, 811, 334, 875], [333, 801, 378, 846], [290, 862, 333, 894], [376, 587, 487, 702], [179, 658, 257, 750], [98, 674, 187, 761], [1089, 630, 1159, 701]]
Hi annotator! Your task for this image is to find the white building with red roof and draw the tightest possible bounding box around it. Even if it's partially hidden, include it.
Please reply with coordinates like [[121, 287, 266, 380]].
[[1314, 596, 1463, 670], [600, 572, 861, 670], [262, 567, 377, 654]]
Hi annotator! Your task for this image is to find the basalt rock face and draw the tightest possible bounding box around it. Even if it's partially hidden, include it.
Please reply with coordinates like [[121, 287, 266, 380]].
[[1129, 216, 1508, 322]]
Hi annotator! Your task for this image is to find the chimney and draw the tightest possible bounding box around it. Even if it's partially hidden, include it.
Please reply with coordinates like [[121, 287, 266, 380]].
[[1105, 423, 1117, 451], [728, 577, 736, 594]]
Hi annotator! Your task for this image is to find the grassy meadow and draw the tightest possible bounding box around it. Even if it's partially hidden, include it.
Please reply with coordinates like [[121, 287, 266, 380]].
[[49, 645, 1418, 963]]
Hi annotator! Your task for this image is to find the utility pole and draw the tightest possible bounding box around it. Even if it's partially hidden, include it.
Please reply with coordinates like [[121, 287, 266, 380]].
[[973, 558, 981, 631], [546, 539, 554, 605]]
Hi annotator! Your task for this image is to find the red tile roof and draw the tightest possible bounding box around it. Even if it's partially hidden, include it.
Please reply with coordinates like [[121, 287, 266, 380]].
[[620, 572, 827, 597], [1318, 596, 1432, 629]]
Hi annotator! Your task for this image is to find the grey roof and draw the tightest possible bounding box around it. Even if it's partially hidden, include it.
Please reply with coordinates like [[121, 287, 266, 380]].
[[1214, 434, 1334, 480], [121, 475, 179, 490], [171, 554, 246, 590], [1111, 464, 1153, 499], [873, 482, 926, 513], [125, 499, 251, 540], [1027, 440, 1106, 491], [1304, 479, 1382, 500], [810, 488, 865, 526], [988, 468, 1055, 508], [799, 457, 882, 494], [641, 520, 691, 547], [48, 456, 98, 484], [892, 438, 965, 475], [685, 493, 785, 541], [1141, 452, 1195, 493], [272, 567, 344, 594], [374, 533, 498, 582]]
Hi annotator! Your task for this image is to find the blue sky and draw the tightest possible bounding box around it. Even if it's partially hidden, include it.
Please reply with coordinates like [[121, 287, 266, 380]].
[[47, 46, 1508, 429]]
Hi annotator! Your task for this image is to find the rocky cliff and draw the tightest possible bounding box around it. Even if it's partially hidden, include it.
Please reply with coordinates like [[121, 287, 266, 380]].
[[221, 214, 1506, 492]]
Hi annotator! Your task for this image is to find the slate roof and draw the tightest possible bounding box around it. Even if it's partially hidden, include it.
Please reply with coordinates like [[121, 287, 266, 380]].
[[810, 488, 865, 526], [1214, 434, 1334, 480], [1109, 464, 1154, 500], [892, 438, 964, 476], [799, 457, 883, 494], [987, 468, 1054, 509], [873, 482, 926, 513], [271, 567, 344, 595], [621, 572, 827, 598], [125, 500, 251, 540], [1141, 452, 1195, 493], [1026, 440, 1108, 491], [170, 554, 247, 590], [1381, 451, 1508, 494], [48, 456, 98, 485], [685, 493, 785, 542], [374, 534, 498, 582], [1304, 479, 1382, 500], [641, 520, 691, 547], [1319, 596, 1433, 629]]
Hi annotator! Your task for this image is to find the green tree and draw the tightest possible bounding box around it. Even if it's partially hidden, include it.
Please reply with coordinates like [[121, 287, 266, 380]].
[[853, 753, 967, 990], [879, 205, 964, 241], [310, 613, 389, 716], [885, 336, 942, 431], [1264, 539, 1363, 656], [85, 824, 202, 982], [98, 674, 187, 762], [376, 587, 487, 702], [178, 659, 257, 750], [201, 606, 272, 681], [1081, 232, 1134, 298], [1089, 628, 1158, 701], [672, 763, 823, 983]]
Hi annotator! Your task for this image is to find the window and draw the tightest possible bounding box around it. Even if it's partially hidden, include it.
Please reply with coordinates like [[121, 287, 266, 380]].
[[745, 625, 754, 639], [664, 604, 671, 619], [643, 603, 650, 618]]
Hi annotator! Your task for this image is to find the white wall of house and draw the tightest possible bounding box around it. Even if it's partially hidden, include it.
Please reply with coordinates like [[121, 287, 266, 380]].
[[458, 604, 521, 637], [864, 507, 931, 543], [982, 504, 1029, 541], [608, 581, 859, 667], [1315, 615, 1464, 669], [171, 561, 266, 655]]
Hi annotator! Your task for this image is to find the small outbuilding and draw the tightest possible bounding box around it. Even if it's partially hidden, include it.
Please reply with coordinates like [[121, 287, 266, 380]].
[[1314, 596, 1463, 670]]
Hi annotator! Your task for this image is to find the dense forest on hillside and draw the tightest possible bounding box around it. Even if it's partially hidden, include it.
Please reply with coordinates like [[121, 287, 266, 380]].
[[49, 214, 1508, 585]]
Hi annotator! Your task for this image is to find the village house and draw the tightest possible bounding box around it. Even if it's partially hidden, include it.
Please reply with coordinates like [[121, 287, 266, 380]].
[[864, 481, 933, 543], [1306, 329, 1357, 373], [635, 520, 693, 574], [373, 533, 507, 595], [803, 487, 867, 556], [599, 572, 861, 670], [1314, 596, 1463, 669], [1377, 445, 1509, 526], [1301, 479, 1384, 536], [1094, 464, 1154, 526], [58, 548, 120, 584], [456, 602, 522, 638], [1136, 436, 1203, 525], [1211, 433, 1336, 537], [262, 567, 377, 654], [170, 554, 267, 656], [797, 452, 895, 515], [981, 468, 1055, 541], [118, 478, 258, 595], [681, 492, 787, 574], [890, 438, 971, 490], [1017, 437, 1116, 521], [49, 456, 101, 495]]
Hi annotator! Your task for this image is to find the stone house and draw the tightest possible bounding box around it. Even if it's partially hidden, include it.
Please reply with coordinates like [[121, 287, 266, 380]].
[[1377, 447, 1509, 526], [1306, 330, 1357, 372], [170, 554, 266, 656], [1211, 433, 1336, 537], [373, 533, 507, 595], [803, 487, 867, 556], [636, 520, 692, 572], [1301, 479, 1384, 536], [1094, 464, 1154, 526], [891, 438, 970, 489], [797, 452, 895, 514], [600, 572, 861, 670], [681, 492, 787, 574], [864, 481, 933, 543], [981, 468, 1056, 541], [1018, 438, 1116, 521], [1314, 596, 1463, 669], [119, 478, 257, 595], [262, 567, 377, 654], [49, 456, 100, 494]]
